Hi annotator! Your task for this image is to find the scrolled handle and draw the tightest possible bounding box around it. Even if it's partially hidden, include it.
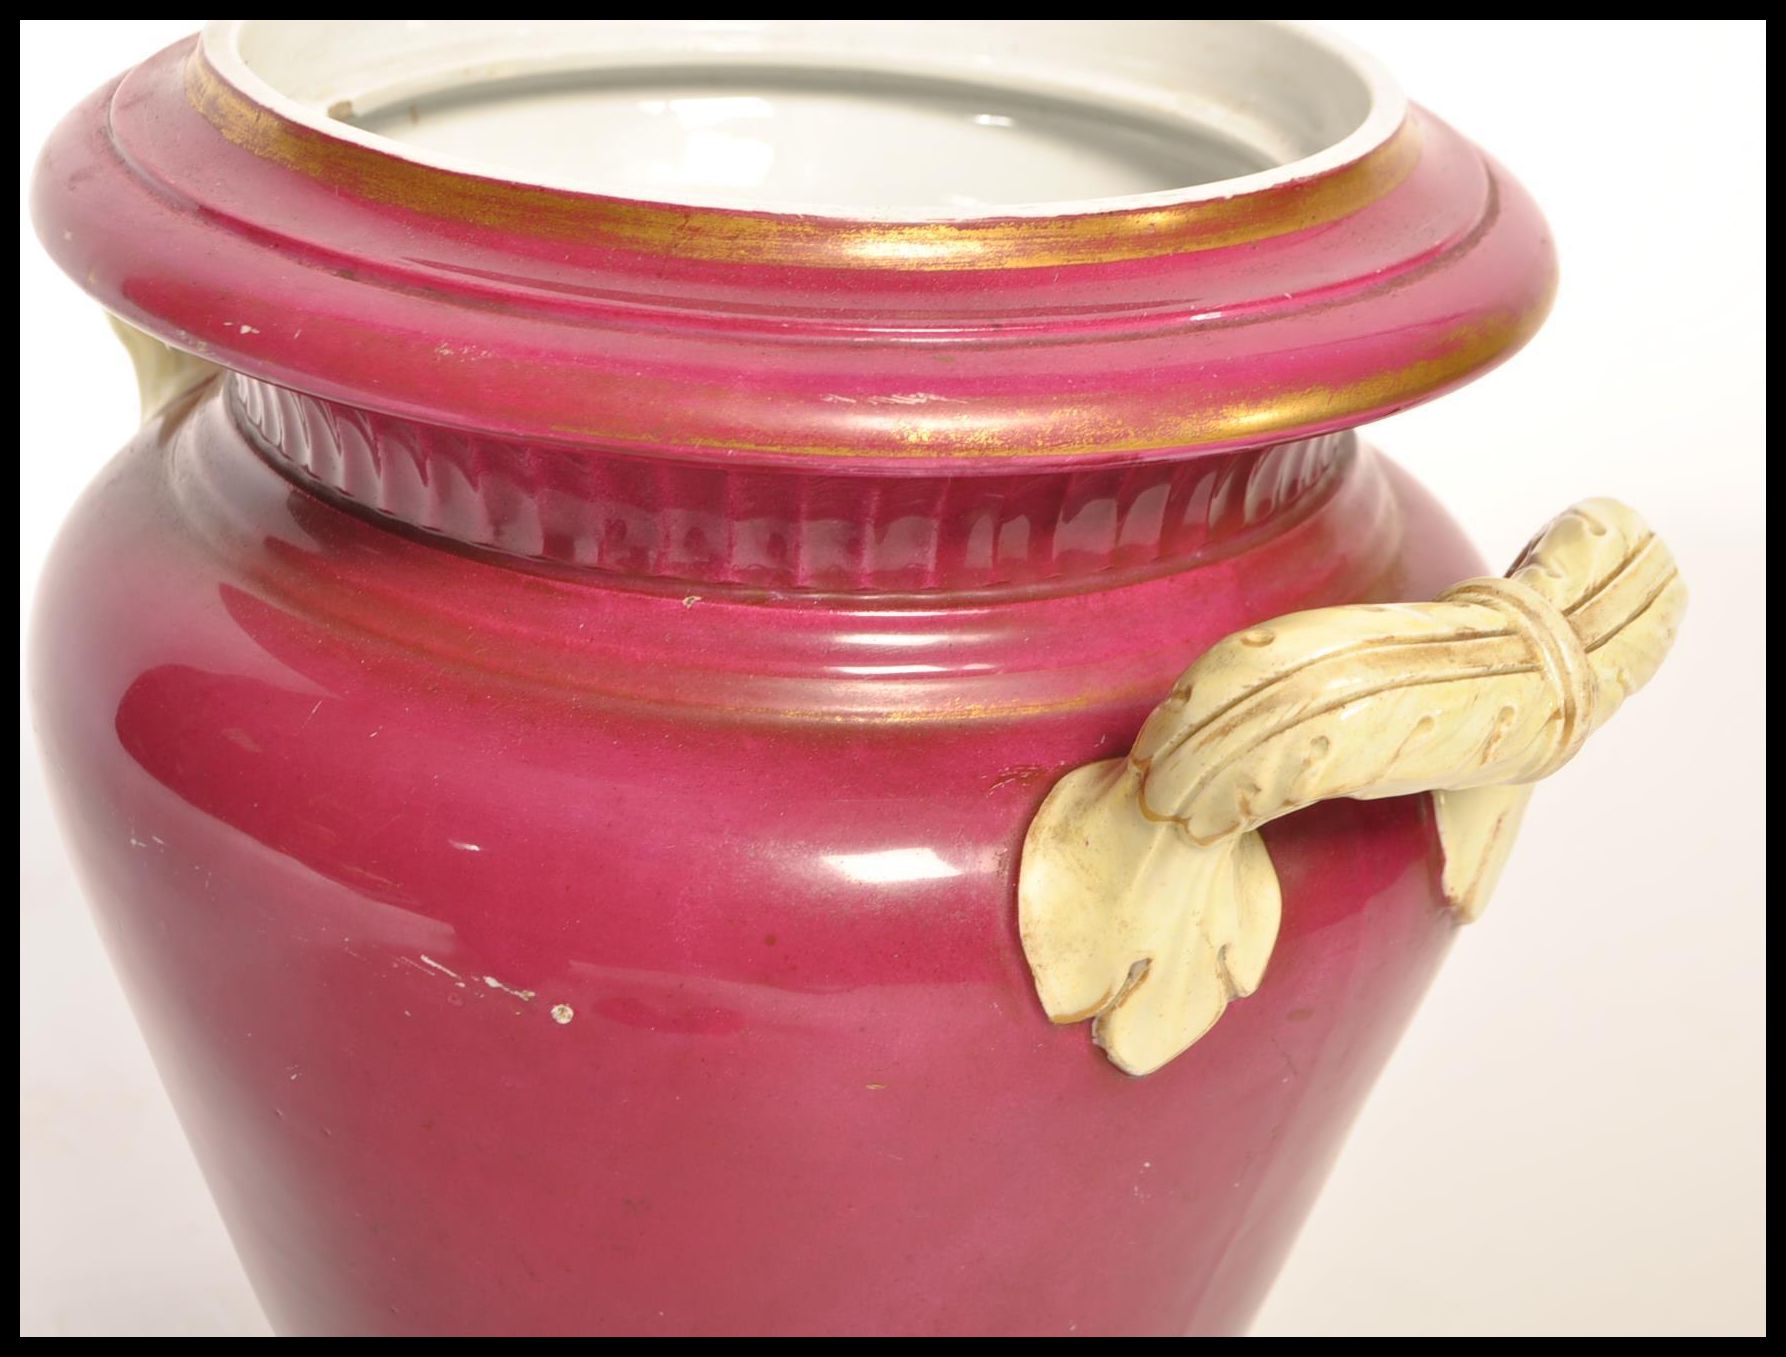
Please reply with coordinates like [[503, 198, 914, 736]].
[[1018, 500, 1685, 1076], [109, 316, 219, 421]]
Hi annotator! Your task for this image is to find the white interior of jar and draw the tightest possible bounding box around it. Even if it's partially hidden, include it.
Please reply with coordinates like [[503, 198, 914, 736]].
[[204, 20, 1405, 218]]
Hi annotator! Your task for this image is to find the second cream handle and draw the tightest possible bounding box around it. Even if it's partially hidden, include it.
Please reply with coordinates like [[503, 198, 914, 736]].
[[109, 316, 220, 421], [1017, 499, 1686, 1076]]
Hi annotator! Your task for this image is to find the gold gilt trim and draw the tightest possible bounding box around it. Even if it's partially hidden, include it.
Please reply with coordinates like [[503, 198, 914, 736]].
[[184, 53, 1421, 272], [174, 54, 1550, 459], [530, 301, 1554, 462]]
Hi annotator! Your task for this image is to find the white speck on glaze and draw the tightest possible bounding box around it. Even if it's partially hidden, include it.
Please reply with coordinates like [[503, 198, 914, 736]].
[[415, 955, 465, 987], [481, 975, 536, 1002]]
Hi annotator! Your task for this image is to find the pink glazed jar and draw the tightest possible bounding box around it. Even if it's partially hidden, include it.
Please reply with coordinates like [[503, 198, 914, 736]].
[[29, 21, 1686, 1337]]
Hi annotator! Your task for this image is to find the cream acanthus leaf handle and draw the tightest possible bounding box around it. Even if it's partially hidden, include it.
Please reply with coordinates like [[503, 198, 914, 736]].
[[110, 316, 221, 421], [1017, 499, 1686, 1076]]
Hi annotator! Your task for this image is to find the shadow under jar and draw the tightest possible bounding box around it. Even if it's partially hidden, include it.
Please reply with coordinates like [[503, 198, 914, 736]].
[[29, 20, 1683, 1338]]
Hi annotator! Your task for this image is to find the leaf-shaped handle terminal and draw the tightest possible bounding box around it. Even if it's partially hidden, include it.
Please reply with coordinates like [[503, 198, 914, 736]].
[[1017, 500, 1686, 1075]]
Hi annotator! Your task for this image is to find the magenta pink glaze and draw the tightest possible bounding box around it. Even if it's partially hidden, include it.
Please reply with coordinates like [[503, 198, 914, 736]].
[[30, 28, 1556, 1338], [35, 40, 1556, 469]]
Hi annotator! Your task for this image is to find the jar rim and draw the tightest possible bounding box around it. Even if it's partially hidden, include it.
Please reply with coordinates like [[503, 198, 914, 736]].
[[200, 20, 1408, 224], [33, 23, 1555, 468]]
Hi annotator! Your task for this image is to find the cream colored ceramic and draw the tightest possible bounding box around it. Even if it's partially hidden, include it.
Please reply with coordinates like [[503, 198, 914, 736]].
[[1019, 500, 1685, 1075]]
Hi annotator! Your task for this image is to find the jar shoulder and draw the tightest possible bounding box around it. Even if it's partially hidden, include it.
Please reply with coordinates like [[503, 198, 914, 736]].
[[33, 386, 1486, 740]]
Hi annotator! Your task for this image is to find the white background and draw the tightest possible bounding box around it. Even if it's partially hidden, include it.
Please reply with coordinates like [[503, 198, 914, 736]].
[[18, 20, 1766, 1338]]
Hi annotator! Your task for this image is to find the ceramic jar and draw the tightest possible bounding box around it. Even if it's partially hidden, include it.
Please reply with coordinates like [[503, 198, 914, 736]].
[[29, 21, 1684, 1337]]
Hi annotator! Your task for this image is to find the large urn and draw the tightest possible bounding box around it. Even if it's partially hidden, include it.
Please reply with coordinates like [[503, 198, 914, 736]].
[[28, 21, 1684, 1336]]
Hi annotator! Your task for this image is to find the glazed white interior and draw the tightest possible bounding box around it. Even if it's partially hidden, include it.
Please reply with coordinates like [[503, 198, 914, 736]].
[[205, 21, 1404, 218]]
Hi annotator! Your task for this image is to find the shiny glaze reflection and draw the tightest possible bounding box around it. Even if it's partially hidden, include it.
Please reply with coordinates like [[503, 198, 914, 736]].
[[231, 376, 1346, 594], [30, 21, 1569, 1335], [33, 382, 1484, 1335]]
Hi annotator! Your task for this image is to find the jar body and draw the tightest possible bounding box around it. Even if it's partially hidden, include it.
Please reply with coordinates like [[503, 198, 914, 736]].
[[33, 381, 1484, 1336]]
